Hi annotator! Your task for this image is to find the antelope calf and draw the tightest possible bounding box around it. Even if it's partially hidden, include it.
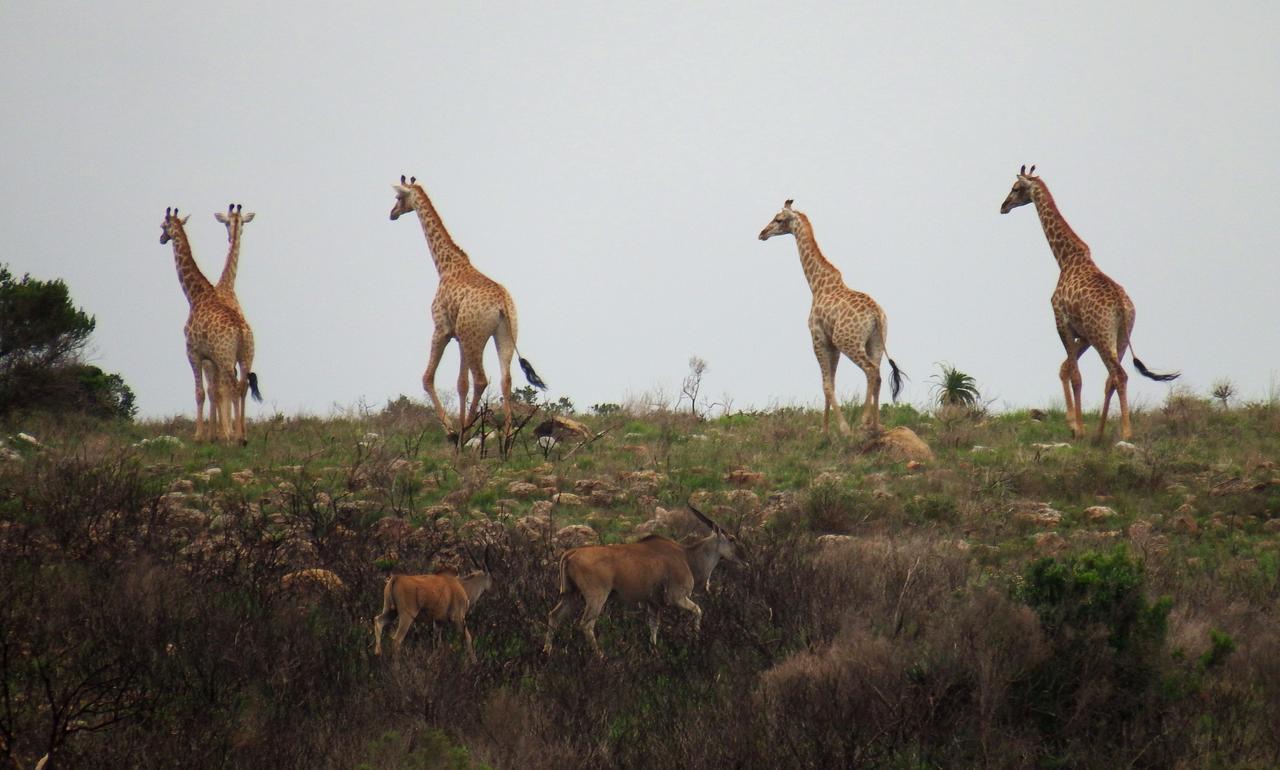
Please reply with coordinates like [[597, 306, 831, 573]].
[[543, 504, 747, 658], [373, 566, 492, 662]]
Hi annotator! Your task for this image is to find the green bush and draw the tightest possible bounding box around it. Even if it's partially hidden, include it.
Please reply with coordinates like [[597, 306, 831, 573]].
[[1017, 547, 1173, 759]]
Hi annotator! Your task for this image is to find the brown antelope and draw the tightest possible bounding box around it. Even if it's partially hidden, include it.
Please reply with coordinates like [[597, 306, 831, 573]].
[[373, 553, 493, 662], [543, 504, 747, 658]]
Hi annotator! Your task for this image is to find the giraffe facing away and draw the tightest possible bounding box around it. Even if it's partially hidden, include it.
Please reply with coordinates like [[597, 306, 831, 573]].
[[1000, 165, 1178, 441], [758, 200, 904, 435], [389, 176, 546, 445], [160, 208, 260, 443], [210, 202, 262, 437]]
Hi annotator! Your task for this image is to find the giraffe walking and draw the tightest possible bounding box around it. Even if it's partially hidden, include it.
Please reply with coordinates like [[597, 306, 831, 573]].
[[160, 208, 260, 444], [390, 176, 546, 445], [1000, 165, 1178, 441], [211, 203, 262, 439], [758, 200, 904, 435]]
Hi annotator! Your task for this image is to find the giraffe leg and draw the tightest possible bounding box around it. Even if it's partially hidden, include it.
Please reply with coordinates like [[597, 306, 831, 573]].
[[847, 350, 881, 433], [217, 365, 237, 442], [494, 325, 517, 440], [466, 347, 490, 436], [455, 359, 470, 449], [188, 353, 207, 442], [812, 332, 847, 435], [422, 329, 454, 435], [1097, 350, 1129, 442], [1054, 315, 1089, 439]]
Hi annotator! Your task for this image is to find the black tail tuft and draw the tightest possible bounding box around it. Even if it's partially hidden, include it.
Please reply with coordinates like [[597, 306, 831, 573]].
[[519, 357, 548, 390], [248, 372, 263, 402], [887, 358, 905, 402], [1133, 357, 1179, 382]]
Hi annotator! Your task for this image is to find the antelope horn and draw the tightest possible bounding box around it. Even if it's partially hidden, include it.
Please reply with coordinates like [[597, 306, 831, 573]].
[[687, 501, 724, 534], [482, 542, 493, 574]]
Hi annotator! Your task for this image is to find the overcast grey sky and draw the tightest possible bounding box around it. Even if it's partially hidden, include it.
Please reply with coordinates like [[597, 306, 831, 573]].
[[3, 2, 1277, 419]]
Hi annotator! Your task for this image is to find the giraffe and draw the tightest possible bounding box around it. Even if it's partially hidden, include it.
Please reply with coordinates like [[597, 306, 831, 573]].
[[758, 200, 904, 435], [1000, 165, 1178, 441], [389, 175, 546, 445], [159, 208, 260, 443], [211, 202, 263, 438]]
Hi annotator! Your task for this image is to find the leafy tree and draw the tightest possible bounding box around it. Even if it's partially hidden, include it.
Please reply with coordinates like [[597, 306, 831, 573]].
[[0, 265, 136, 419]]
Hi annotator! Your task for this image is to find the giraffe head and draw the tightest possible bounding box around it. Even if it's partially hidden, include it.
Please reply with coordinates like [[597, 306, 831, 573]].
[[213, 203, 255, 240], [999, 165, 1038, 214], [758, 199, 801, 241], [159, 207, 190, 245], [389, 175, 420, 220]]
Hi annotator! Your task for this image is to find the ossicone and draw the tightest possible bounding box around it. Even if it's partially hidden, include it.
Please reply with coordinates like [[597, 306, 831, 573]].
[[783, 199, 794, 209]]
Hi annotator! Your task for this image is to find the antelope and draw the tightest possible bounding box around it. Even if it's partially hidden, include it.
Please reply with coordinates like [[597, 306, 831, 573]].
[[543, 504, 748, 658], [373, 550, 493, 662]]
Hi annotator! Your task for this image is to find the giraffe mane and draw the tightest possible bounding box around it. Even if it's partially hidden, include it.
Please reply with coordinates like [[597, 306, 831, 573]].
[[1032, 178, 1088, 251]]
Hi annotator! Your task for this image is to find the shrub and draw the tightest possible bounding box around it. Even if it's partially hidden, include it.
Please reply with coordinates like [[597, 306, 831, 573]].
[[1016, 547, 1173, 760]]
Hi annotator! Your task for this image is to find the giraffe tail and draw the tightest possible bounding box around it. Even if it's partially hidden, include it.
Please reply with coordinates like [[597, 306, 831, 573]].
[[248, 372, 263, 402], [519, 357, 548, 390], [1132, 356, 1180, 382], [887, 357, 905, 402]]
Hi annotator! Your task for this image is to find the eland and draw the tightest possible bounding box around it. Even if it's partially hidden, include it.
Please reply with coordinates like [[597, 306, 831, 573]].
[[373, 547, 493, 662], [543, 504, 747, 657]]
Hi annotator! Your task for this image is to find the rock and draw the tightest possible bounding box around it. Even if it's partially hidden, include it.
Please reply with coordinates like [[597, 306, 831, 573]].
[[723, 489, 761, 513], [1031, 442, 1071, 451], [553, 492, 585, 506], [1172, 513, 1199, 535], [14, 432, 43, 448], [1115, 441, 1138, 452], [1084, 505, 1116, 522], [507, 481, 540, 498], [530, 500, 554, 517], [1028, 409, 1047, 421], [725, 469, 766, 486], [281, 568, 345, 593], [1127, 520, 1153, 540], [619, 470, 664, 493], [230, 469, 255, 486], [554, 524, 599, 549], [971, 445, 994, 453], [388, 458, 417, 474], [1263, 519, 1280, 534], [422, 503, 456, 520], [194, 468, 222, 482], [869, 427, 934, 463], [169, 478, 196, 494], [535, 416, 594, 442], [1034, 531, 1068, 555], [1013, 502, 1063, 528], [373, 517, 414, 543], [816, 534, 853, 548], [906, 460, 925, 471], [515, 515, 551, 542]]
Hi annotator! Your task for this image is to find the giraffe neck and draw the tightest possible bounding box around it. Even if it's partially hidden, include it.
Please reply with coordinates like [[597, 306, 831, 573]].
[[1030, 180, 1093, 271], [791, 213, 844, 294], [411, 190, 471, 275], [217, 223, 242, 292], [170, 228, 213, 305]]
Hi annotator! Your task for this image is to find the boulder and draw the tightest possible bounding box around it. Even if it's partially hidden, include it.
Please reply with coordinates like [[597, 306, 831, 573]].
[[1084, 505, 1116, 522], [868, 427, 934, 463], [554, 524, 599, 549], [725, 469, 766, 486]]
